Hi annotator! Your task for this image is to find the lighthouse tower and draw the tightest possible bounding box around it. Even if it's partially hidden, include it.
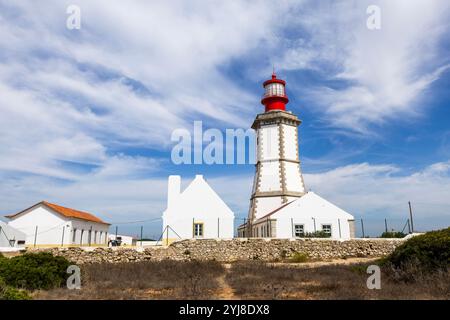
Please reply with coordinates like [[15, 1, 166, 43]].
[[246, 73, 306, 235]]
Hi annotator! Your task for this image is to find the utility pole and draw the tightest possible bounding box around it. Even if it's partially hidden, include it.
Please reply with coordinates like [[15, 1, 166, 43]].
[[140, 226, 143, 247], [407, 219, 411, 234], [384, 218, 388, 233], [408, 201, 414, 233]]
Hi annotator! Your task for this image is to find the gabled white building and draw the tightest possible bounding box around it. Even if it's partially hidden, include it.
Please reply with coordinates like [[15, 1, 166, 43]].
[[162, 175, 234, 243], [239, 192, 355, 240], [5, 201, 110, 247], [0, 220, 26, 250]]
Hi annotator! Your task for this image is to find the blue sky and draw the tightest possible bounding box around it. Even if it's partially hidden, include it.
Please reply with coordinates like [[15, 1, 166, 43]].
[[0, 0, 449, 238]]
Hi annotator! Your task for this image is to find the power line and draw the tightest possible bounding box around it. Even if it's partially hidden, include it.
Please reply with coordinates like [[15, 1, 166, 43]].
[[108, 217, 162, 225]]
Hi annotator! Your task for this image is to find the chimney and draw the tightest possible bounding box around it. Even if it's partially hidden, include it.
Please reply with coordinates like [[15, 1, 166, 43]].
[[167, 175, 181, 208]]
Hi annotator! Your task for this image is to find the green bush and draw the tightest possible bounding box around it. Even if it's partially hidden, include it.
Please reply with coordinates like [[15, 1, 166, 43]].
[[0, 252, 71, 290], [290, 252, 308, 263], [380, 231, 406, 238], [0, 277, 31, 300], [382, 227, 450, 272], [303, 231, 331, 238]]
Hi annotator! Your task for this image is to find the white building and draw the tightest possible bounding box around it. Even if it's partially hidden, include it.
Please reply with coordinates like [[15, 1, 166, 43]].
[[240, 192, 355, 239], [239, 73, 355, 239], [5, 201, 110, 247], [0, 220, 26, 250], [162, 175, 234, 244]]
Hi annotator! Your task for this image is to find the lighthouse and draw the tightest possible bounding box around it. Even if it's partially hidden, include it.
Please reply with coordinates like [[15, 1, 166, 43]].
[[237, 72, 355, 239], [245, 72, 306, 236]]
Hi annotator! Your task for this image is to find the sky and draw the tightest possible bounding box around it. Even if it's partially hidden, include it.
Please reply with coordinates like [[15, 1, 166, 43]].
[[0, 0, 449, 238]]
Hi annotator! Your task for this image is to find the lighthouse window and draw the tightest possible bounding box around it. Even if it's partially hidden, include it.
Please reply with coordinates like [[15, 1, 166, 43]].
[[265, 83, 284, 97]]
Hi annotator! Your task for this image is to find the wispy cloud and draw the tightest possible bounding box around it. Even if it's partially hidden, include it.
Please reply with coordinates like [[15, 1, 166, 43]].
[[277, 0, 450, 134]]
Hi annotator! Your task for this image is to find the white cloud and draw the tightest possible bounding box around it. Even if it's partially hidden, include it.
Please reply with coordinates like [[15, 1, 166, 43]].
[[0, 0, 287, 181], [305, 161, 450, 231], [277, 0, 450, 133]]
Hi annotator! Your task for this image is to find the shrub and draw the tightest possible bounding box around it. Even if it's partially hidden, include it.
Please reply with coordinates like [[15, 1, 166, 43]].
[[0, 277, 31, 300], [290, 252, 308, 263], [303, 231, 331, 238], [0, 252, 71, 290], [382, 227, 450, 273], [380, 231, 406, 238]]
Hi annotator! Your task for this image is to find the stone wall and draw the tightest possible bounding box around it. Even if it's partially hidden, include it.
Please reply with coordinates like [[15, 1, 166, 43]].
[[30, 237, 410, 264]]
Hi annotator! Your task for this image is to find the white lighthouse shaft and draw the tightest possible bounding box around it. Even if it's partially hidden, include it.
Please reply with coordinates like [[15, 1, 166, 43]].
[[248, 110, 306, 223]]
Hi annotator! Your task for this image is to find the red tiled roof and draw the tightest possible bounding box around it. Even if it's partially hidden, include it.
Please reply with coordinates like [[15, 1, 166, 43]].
[[5, 201, 110, 225]]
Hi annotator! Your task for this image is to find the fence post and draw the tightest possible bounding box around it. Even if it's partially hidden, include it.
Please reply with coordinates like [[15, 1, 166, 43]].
[[408, 201, 414, 233], [61, 226, 65, 247], [166, 225, 169, 245], [34, 225, 38, 248], [361, 219, 365, 238], [338, 219, 342, 238], [291, 218, 294, 238]]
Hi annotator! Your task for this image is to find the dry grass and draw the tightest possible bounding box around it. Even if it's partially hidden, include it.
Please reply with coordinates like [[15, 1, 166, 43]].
[[34, 259, 450, 300], [225, 261, 450, 300], [35, 260, 224, 300]]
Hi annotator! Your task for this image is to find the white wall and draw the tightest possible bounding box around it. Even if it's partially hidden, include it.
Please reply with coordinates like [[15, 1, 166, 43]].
[[272, 192, 354, 239], [71, 219, 109, 246], [162, 175, 234, 240], [253, 196, 284, 220]]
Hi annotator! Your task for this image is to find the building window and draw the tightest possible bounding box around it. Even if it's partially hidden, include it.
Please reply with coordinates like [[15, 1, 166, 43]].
[[194, 223, 203, 238], [72, 228, 77, 243], [294, 224, 304, 237], [322, 224, 332, 236]]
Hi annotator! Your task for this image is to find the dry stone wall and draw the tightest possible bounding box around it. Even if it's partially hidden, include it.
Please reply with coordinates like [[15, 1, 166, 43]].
[[29, 237, 409, 264]]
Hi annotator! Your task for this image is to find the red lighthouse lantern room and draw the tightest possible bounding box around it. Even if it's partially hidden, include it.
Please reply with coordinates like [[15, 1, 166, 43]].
[[261, 72, 289, 112]]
